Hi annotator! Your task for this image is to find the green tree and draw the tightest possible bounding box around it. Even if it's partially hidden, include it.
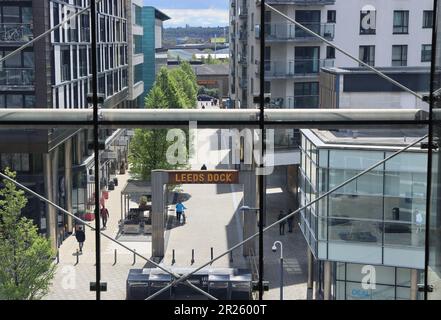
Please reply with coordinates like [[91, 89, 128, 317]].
[[170, 68, 197, 108], [0, 168, 56, 300], [155, 67, 188, 109]]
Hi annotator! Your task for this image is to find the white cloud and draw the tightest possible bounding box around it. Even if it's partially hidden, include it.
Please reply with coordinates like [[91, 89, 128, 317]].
[[162, 8, 229, 27]]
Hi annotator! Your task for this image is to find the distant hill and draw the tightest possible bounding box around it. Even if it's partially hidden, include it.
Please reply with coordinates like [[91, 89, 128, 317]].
[[164, 26, 230, 47]]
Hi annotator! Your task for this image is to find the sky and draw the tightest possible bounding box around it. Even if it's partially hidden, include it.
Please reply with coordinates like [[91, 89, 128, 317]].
[[143, 0, 229, 28]]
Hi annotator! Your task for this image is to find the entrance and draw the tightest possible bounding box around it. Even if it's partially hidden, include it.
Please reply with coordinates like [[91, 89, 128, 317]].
[[151, 169, 258, 258]]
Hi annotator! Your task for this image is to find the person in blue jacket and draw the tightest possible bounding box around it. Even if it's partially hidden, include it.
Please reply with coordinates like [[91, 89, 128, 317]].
[[176, 201, 187, 224]]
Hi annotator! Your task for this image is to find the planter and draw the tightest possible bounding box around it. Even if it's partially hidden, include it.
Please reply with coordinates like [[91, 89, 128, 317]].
[[84, 212, 95, 221]]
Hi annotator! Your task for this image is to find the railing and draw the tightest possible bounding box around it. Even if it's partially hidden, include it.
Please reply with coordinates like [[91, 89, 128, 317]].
[[265, 59, 334, 78], [266, 23, 335, 41], [266, 96, 319, 109], [0, 68, 34, 86], [0, 23, 33, 42]]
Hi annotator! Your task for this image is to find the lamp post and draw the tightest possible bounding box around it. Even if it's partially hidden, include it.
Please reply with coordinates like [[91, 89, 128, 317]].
[[272, 240, 284, 300]]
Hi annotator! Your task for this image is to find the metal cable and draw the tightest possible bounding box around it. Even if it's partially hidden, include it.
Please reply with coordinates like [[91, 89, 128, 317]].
[[145, 134, 428, 300]]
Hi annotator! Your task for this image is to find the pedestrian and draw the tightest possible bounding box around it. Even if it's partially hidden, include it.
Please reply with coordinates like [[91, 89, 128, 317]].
[[100, 206, 109, 229], [176, 200, 187, 224], [201, 164, 207, 170], [287, 208, 294, 233], [75, 226, 86, 253], [278, 210, 286, 235]]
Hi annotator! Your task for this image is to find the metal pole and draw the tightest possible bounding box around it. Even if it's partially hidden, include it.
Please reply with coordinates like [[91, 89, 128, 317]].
[[172, 249, 175, 265], [259, 0, 266, 301], [191, 249, 195, 265], [113, 249, 117, 266], [210, 247, 214, 265], [133, 249, 136, 265], [90, 0, 101, 301], [280, 256, 284, 301]]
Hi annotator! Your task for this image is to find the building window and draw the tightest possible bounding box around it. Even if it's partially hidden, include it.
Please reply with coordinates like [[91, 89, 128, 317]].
[[264, 81, 271, 94], [360, 10, 376, 34], [423, 11, 434, 29], [327, 10, 336, 23], [0, 154, 30, 172], [294, 82, 319, 108], [422, 44, 432, 62], [326, 46, 336, 59], [392, 45, 408, 66], [393, 11, 409, 34], [359, 45, 375, 66]]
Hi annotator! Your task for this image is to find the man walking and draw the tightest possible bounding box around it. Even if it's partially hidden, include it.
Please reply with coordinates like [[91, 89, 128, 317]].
[[278, 210, 286, 235], [287, 208, 294, 233], [100, 206, 109, 229], [75, 226, 86, 253], [176, 200, 187, 224]]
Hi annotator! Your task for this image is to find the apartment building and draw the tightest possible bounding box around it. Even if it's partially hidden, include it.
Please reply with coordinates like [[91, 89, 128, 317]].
[[0, 0, 130, 250], [229, 0, 433, 111], [127, 0, 144, 108]]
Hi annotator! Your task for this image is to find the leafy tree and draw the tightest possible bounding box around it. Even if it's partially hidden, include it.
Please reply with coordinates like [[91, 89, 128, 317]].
[[170, 68, 197, 108], [155, 67, 188, 109], [0, 168, 56, 300]]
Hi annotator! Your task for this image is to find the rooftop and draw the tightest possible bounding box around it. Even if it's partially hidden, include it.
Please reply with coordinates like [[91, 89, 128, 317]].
[[302, 128, 428, 151]]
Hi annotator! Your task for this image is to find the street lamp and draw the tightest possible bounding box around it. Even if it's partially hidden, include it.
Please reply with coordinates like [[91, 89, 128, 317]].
[[272, 240, 284, 300]]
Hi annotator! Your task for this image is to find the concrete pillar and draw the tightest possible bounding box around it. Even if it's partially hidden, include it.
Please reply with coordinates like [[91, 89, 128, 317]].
[[43, 153, 57, 252], [307, 248, 314, 289], [51, 148, 59, 246], [65, 139, 73, 233], [151, 171, 169, 258], [410, 269, 419, 300], [323, 261, 332, 300], [240, 171, 258, 257]]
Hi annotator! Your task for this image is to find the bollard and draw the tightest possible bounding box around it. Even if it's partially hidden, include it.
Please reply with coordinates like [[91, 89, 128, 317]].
[[191, 249, 195, 265], [210, 247, 214, 265], [113, 249, 117, 266], [132, 249, 136, 265], [172, 249, 176, 265], [229, 251, 233, 263], [75, 249, 79, 265], [56, 250, 60, 264]]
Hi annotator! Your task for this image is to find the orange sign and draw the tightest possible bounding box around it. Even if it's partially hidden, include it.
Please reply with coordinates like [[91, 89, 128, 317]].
[[169, 170, 239, 184]]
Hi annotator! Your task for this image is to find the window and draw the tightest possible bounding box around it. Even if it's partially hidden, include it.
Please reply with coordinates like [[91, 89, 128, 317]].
[[423, 10, 433, 28], [422, 44, 432, 62], [0, 154, 30, 172], [327, 10, 336, 23], [360, 10, 376, 34], [326, 46, 335, 59], [294, 82, 319, 108], [264, 81, 271, 94], [392, 45, 408, 66], [393, 11, 409, 34], [359, 45, 375, 66]]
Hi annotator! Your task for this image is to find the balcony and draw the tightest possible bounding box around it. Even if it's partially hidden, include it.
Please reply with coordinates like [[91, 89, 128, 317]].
[[0, 23, 33, 43], [265, 23, 335, 42], [239, 8, 248, 19], [239, 30, 248, 41], [265, 59, 334, 79], [0, 68, 35, 87], [238, 55, 248, 65], [266, 96, 319, 109], [267, 0, 336, 5]]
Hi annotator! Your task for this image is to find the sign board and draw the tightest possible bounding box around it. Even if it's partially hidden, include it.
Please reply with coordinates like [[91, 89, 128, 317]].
[[168, 170, 239, 184], [197, 80, 218, 85]]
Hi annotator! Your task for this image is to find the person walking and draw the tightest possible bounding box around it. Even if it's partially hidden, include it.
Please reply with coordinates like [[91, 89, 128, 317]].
[[75, 226, 86, 253], [287, 208, 294, 233], [100, 206, 109, 229], [278, 210, 286, 235], [176, 200, 187, 224], [201, 164, 207, 170]]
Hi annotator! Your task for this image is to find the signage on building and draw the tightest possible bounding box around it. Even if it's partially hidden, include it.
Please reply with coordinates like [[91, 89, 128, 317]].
[[168, 170, 239, 184], [197, 80, 218, 85]]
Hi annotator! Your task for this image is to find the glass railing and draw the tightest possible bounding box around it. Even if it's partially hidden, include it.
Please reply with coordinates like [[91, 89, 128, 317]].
[[0, 68, 35, 86], [0, 23, 33, 42], [266, 23, 335, 41], [265, 59, 334, 78], [266, 96, 319, 109]]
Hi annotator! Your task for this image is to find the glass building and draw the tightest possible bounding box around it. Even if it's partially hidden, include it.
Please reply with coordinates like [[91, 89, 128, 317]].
[[299, 128, 427, 299]]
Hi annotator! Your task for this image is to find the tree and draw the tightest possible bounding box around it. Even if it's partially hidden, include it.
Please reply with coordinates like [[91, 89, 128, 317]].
[[170, 68, 197, 108], [0, 168, 56, 300], [155, 67, 188, 109]]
